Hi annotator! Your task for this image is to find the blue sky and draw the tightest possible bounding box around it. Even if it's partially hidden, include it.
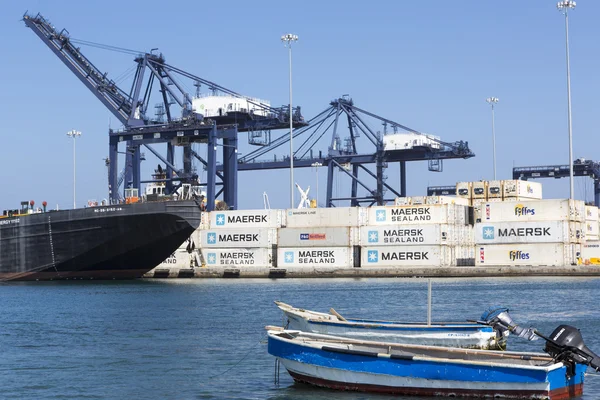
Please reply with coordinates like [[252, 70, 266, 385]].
[[2, 1, 600, 210]]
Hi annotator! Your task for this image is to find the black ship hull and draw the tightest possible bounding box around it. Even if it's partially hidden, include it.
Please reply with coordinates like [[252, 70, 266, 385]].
[[0, 200, 201, 281]]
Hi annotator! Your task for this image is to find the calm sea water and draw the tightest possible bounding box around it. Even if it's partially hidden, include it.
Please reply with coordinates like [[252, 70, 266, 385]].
[[2, 277, 600, 399]]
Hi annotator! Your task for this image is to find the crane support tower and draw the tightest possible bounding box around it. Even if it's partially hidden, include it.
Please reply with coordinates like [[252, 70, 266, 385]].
[[23, 12, 306, 210], [513, 158, 600, 206]]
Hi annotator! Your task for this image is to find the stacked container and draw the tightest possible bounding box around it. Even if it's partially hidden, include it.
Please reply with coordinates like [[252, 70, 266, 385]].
[[502, 180, 543, 201], [361, 203, 474, 267], [581, 205, 600, 265], [475, 199, 584, 267], [197, 209, 281, 268], [278, 208, 363, 268]]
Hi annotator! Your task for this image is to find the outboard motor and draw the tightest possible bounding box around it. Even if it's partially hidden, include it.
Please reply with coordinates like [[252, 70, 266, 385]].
[[480, 306, 538, 341], [544, 325, 600, 372]]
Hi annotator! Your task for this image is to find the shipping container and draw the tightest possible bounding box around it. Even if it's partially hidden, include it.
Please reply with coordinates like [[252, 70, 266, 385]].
[[277, 247, 353, 268], [206, 209, 282, 229], [581, 241, 600, 265], [472, 181, 488, 200], [585, 221, 599, 238], [502, 180, 542, 200], [361, 246, 454, 267], [456, 182, 472, 201], [474, 221, 584, 244], [285, 207, 365, 228], [481, 199, 585, 223], [455, 246, 476, 266], [200, 247, 272, 267], [487, 180, 503, 199], [368, 204, 468, 226], [585, 206, 599, 221], [476, 243, 581, 266], [277, 227, 354, 247], [425, 196, 470, 206], [200, 228, 276, 248], [394, 197, 411, 206], [157, 247, 194, 269], [359, 225, 456, 246], [409, 196, 426, 205]]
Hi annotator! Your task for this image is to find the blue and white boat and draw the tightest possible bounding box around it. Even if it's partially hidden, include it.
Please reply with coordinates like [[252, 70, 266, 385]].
[[275, 301, 504, 350], [267, 325, 599, 399]]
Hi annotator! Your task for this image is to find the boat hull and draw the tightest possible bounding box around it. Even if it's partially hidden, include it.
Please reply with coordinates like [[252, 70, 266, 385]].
[[278, 303, 500, 350], [268, 332, 586, 399], [0, 200, 201, 281]]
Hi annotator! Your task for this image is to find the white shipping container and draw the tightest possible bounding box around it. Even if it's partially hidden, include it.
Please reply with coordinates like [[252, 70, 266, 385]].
[[456, 182, 472, 200], [585, 221, 599, 238], [157, 247, 194, 269], [394, 197, 411, 206], [502, 180, 542, 200], [200, 228, 276, 248], [361, 246, 454, 267], [476, 243, 580, 266], [368, 204, 468, 225], [585, 206, 599, 221], [277, 227, 354, 247], [201, 248, 272, 267], [277, 247, 353, 268], [359, 225, 456, 246], [487, 180, 503, 199], [475, 221, 584, 244], [581, 241, 600, 265], [482, 199, 585, 223], [472, 181, 488, 200], [285, 207, 364, 228], [207, 209, 282, 229], [425, 196, 470, 206], [409, 196, 426, 205]]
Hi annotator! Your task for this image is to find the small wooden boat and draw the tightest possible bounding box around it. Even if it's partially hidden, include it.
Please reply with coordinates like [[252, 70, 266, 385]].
[[275, 301, 503, 350], [267, 326, 599, 399]]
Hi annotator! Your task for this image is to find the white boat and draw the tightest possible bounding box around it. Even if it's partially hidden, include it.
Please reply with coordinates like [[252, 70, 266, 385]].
[[267, 325, 599, 399], [275, 301, 503, 350]]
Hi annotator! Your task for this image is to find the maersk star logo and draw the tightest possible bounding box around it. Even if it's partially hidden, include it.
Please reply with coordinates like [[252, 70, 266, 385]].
[[207, 253, 217, 265], [215, 214, 226, 226], [207, 232, 217, 244], [482, 226, 495, 240], [368, 230, 379, 243], [367, 250, 378, 263], [376, 210, 386, 222], [284, 251, 294, 263]]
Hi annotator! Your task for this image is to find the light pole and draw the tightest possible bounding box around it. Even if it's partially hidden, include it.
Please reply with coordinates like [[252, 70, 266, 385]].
[[281, 33, 298, 208], [557, 0, 576, 200], [67, 130, 82, 209], [486, 97, 499, 180], [311, 162, 322, 205]]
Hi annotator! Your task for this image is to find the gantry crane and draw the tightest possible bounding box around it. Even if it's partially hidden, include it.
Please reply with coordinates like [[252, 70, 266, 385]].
[[225, 97, 474, 206], [23, 12, 305, 210]]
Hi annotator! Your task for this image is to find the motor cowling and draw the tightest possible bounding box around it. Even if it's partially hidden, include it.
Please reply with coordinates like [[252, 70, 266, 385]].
[[480, 306, 538, 341], [544, 325, 600, 371]]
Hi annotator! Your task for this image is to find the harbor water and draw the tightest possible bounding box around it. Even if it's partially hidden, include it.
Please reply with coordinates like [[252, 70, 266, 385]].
[[2, 277, 600, 399]]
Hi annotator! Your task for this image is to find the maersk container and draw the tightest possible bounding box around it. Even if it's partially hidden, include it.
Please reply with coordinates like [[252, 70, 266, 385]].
[[425, 196, 470, 206], [277, 247, 352, 268], [502, 180, 542, 200], [277, 227, 353, 247], [368, 204, 468, 226], [285, 207, 365, 228], [581, 241, 600, 265], [585, 205, 599, 221], [474, 221, 584, 244], [201, 247, 272, 267], [157, 247, 193, 269], [456, 182, 472, 201], [361, 246, 454, 267], [481, 199, 585, 223], [487, 180, 503, 199], [359, 225, 456, 246], [455, 225, 475, 246], [200, 228, 276, 248], [207, 209, 282, 229], [476, 243, 581, 266], [472, 181, 488, 200]]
